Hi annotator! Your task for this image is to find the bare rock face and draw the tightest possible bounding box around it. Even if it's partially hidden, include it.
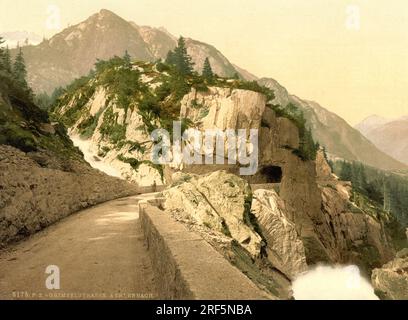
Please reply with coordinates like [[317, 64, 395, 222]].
[[276, 118, 299, 150], [319, 184, 393, 270], [0, 145, 138, 247], [371, 249, 408, 300], [66, 85, 163, 187], [315, 148, 335, 180], [162, 171, 262, 257], [314, 151, 394, 271], [251, 189, 308, 279], [180, 87, 266, 132]]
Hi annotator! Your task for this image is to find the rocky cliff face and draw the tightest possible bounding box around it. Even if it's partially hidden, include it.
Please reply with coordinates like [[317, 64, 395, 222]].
[[180, 86, 266, 132], [66, 85, 163, 187], [251, 189, 308, 279], [53, 62, 174, 187]]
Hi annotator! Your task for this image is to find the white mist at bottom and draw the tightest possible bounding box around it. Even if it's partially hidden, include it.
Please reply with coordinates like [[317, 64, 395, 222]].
[[292, 265, 379, 300]]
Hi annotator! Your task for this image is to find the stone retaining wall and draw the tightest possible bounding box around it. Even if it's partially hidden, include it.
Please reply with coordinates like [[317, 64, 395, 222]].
[[139, 201, 272, 300]]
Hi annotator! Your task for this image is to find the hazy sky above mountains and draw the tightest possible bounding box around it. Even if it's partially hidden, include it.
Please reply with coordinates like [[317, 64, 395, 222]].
[[1, 0, 407, 125]]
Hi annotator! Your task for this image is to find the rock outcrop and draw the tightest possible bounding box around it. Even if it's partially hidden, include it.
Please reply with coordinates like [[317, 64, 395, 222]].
[[57, 75, 271, 187], [319, 182, 394, 271], [163, 171, 262, 257], [371, 249, 408, 300], [251, 189, 308, 279], [315, 148, 335, 180], [180, 87, 266, 132], [161, 171, 296, 298], [61, 77, 163, 187]]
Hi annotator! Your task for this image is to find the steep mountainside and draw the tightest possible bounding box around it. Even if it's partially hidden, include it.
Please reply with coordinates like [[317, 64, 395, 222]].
[[355, 116, 408, 165], [233, 64, 259, 81], [0, 74, 80, 158], [355, 115, 390, 135], [14, 9, 240, 94], [258, 78, 407, 171]]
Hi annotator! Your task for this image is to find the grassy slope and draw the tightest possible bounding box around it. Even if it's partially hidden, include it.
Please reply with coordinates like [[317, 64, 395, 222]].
[[0, 74, 82, 160]]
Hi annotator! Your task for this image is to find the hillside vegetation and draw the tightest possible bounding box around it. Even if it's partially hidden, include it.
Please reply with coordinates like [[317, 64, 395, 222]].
[[0, 39, 81, 160], [332, 160, 408, 250]]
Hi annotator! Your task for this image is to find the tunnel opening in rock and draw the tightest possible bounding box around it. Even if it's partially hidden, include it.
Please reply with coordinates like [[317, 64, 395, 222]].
[[261, 166, 283, 183]]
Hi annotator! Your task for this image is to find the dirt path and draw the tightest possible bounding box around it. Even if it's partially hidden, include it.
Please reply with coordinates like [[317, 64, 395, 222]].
[[0, 195, 158, 300]]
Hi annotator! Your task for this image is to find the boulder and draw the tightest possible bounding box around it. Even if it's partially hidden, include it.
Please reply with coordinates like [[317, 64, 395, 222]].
[[162, 171, 262, 257], [39, 123, 56, 135], [371, 250, 408, 300], [251, 189, 308, 279]]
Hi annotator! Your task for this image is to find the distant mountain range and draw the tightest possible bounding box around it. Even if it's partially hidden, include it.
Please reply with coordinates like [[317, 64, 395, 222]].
[[356, 115, 408, 165], [12, 9, 407, 171], [12, 9, 240, 94], [0, 31, 42, 48], [258, 79, 407, 171]]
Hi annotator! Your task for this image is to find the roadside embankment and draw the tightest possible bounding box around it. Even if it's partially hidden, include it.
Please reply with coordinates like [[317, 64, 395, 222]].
[[0, 145, 139, 247]]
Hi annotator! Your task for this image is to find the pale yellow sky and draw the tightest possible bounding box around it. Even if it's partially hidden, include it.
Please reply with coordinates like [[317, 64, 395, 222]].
[[1, 0, 407, 125]]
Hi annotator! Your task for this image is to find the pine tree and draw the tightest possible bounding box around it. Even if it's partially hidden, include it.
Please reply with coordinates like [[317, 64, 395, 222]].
[[13, 47, 28, 89], [176, 37, 194, 75], [2, 46, 12, 74], [123, 50, 131, 68], [0, 36, 4, 71], [299, 127, 318, 160], [165, 50, 176, 65], [166, 37, 194, 76], [340, 161, 352, 181], [383, 178, 391, 213], [202, 57, 214, 82]]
